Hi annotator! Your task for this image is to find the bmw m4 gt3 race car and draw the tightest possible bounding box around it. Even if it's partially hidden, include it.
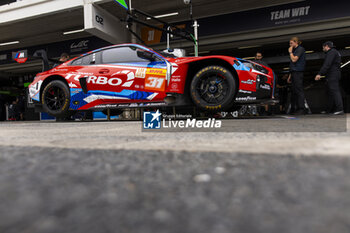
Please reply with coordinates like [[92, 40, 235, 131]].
[[28, 44, 276, 118]]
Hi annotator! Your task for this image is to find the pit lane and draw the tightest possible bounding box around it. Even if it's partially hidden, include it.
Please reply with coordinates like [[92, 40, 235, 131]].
[[0, 114, 349, 156], [0, 115, 349, 233]]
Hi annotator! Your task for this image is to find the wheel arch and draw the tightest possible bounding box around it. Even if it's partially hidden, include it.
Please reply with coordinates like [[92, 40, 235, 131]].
[[40, 75, 69, 102], [184, 58, 239, 93]]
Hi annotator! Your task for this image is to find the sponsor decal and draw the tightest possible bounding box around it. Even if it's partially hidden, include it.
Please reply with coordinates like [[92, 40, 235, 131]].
[[270, 6, 311, 21], [94, 102, 166, 109], [171, 83, 179, 89], [69, 82, 78, 88], [70, 40, 89, 53], [171, 77, 181, 82], [260, 84, 271, 90], [135, 68, 147, 78], [88, 76, 123, 86], [147, 69, 167, 76], [145, 102, 166, 107], [241, 79, 255, 85], [235, 96, 257, 101], [66, 71, 135, 87], [13, 51, 28, 63], [239, 90, 253, 94]]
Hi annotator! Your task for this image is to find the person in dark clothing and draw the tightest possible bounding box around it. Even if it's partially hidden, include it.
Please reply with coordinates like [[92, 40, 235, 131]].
[[8, 98, 20, 121], [288, 37, 306, 115], [53, 53, 70, 68], [315, 41, 344, 115], [277, 74, 290, 113], [253, 52, 269, 67], [17, 93, 26, 120]]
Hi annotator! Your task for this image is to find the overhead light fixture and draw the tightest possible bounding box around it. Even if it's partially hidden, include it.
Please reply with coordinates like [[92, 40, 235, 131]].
[[345, 46, 350, 49], [238, 45, 260, 50], [283, 67, 290, 70], [63, 29, 85, 35], [305, 50, 314, 54], [242, 57, 255, 60], [0, 41, 19, 46], [146, 12, 179, 20]]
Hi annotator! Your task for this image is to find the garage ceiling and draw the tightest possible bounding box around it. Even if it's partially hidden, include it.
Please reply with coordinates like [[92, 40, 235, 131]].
[[100, 0, 304, 22], [0, 8, 89, 52], [0, 0, 304, 52]]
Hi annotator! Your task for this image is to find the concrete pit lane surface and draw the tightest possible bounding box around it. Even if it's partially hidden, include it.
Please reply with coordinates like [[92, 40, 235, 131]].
[[0, 115, 350, 233]]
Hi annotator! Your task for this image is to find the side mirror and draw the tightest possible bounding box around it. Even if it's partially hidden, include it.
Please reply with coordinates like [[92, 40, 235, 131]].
[[137, 49, 156, 61]]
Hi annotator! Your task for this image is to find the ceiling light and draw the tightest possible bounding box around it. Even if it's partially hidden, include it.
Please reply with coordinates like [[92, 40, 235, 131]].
[[0, 41, 19, 46], [283, 67, 290, 70], [63, 29, 85, 35], [345, 46, 350, 49], [146, 12, 179, 20], [305, 50, 314, 54]]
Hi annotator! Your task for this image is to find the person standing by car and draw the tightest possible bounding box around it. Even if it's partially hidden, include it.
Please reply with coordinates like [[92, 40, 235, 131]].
[[288, 37, 306, 115], [253, 52, 269, 67], [315, 41, 344, 115]]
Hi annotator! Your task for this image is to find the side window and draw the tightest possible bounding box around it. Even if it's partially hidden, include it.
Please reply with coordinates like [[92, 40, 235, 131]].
[[102, 46, 152, 64], [71, 53, 96, 66]]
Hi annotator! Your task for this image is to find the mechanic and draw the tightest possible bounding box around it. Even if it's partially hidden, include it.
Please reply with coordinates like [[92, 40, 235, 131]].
[[53, 53, 70, 68], [253, 52, 269, 67], [288, 37, 306, 115], [315, 41, 344, 115]]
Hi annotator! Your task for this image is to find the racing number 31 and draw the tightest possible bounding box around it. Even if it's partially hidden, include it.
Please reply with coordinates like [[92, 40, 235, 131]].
[[145, 77, 165, 91]]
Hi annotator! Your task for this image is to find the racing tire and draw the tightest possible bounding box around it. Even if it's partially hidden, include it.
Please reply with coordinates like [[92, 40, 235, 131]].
[[190, 66, 237, 111], [42, 80, 71, 118]]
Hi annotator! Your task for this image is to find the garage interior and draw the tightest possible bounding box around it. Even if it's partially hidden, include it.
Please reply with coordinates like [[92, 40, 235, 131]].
[[0, 0, 349, 120]]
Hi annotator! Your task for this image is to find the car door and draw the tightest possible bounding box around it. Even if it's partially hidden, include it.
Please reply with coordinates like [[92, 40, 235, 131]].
[[86, 45, 168, 104]]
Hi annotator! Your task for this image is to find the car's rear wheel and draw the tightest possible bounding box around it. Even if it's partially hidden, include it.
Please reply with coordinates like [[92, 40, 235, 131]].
[[42, 80, 71, 118], [190, 66, 237, 111]]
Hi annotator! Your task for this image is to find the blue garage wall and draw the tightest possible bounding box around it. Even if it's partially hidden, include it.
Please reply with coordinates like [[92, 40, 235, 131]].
[[197, 0, 350, 37], [157, 0, 350, 41]]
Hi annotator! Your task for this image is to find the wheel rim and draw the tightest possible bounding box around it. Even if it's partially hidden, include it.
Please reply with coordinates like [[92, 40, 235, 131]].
[[44, 86, 66, 111], [195, 73, 229, 104]]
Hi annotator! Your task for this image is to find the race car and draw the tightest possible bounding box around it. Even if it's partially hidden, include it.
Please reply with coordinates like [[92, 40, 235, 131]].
[[28, 43, 276, 118]]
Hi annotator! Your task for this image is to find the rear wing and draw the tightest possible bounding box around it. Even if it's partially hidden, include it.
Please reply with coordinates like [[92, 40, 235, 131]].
[[32, 50, 50, 72]]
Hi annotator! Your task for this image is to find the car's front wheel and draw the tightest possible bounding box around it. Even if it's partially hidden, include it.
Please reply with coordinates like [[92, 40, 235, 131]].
[[190, 66, 237, 111], [42, 80, 71, 118]]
